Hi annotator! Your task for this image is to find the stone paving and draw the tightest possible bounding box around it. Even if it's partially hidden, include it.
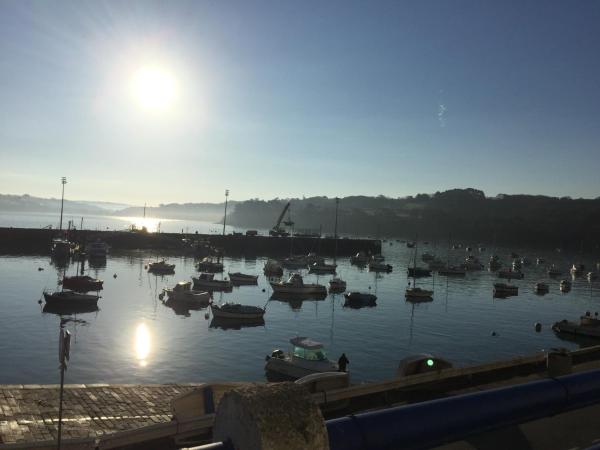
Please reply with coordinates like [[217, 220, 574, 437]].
[[0, 383, 201, 445]]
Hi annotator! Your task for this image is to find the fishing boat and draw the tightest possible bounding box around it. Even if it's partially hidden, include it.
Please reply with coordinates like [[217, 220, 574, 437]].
[[164, 281, 211, 306], [553, 312, 600, 338], [192, 273, 233, 291], [328, 278, 347, 293], [560, 279, 572, 292], [196, 257, 224, 273], [85, 239, 109, 258], [210, 302, 265, 320], [344, 292, 377, 308], [270, 274, 327, 296], [281, 256, 308, 269], [43, 290, 100, 307], [148, 260, 175, 274], [437, 265, 466, 276], [263, 259, 283, 276], [228, 272, 259, 285], [421, 252, 435, 262], [535, 282, 549, 294], [265, 337, 338, 380], [493, 283, 518, 297], [498, 269, 524, 279], [488, 255, 502, 271], [62, 275, 103, 292]]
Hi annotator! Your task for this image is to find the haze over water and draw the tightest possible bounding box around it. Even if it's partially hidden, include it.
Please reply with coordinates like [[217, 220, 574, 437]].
[[1, 240, 598, 385]]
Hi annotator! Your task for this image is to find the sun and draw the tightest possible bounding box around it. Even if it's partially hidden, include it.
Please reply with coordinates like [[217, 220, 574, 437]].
[[130, 65, 178, 112]]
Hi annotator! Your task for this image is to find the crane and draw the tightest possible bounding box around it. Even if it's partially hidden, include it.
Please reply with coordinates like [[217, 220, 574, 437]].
[[269, 202, 292, 237]]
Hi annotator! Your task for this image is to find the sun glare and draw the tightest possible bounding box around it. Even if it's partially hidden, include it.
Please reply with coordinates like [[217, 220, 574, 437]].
[[130, 65, 178, 112], [135, 323, 151, 366]]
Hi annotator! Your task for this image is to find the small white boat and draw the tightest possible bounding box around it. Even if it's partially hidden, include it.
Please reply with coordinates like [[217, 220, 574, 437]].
[[263, 259, 283, 276], [498, 269, 524, 279], [148, 260, 175, 273], [494, 283, 518, 297], [560, 279, 572, 292], [328, 278, 347, 292], [228, 272, 259, 285], [192, 273, 233, 291], [570, 264, 585, 277], [43, 290, 100, 307], [164, 281, 210, 306], [210, 302, 265, 320], [270, 274, 327, 296], [344, 292, 376, 308], [265, 337, 338, 380]]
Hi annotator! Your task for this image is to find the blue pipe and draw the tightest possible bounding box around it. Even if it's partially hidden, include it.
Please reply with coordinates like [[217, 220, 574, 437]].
[[327, 369, 600, 450]]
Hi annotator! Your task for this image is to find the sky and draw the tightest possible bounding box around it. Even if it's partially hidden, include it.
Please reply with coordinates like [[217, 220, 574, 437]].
[[0, 0, 599, 205]]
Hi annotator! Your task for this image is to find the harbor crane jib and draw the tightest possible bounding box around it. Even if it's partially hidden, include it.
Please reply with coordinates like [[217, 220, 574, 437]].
[[270, 202, 292, 237]]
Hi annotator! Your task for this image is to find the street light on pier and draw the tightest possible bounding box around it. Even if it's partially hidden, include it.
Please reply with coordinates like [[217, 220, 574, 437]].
[[222, 189, 229, 236], [59, 177, 67, 231]]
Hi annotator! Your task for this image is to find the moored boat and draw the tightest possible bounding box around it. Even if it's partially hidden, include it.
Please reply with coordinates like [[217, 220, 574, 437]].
[[164, 281, 211, 306], [210, 302, 265, 320], [498, 269, 524, 279], [148, 260, 175, 274], [62, 275, 103, 292], [43, 290, 100, 307], [535, 282, 549, 294], [368, 260, 393, 272], [463, 255, 483, 271], [560, 279, 572, 292], [308, 261, 337, 274], [228, 272, 259, 285], [192, 273, 233, 291], [344, 292, 377, 308], [196, 257, 224, 273], [493, 283, 518, 297], [405, 287, 433, 301], [263, 259, 283, 276], [407, 267, 432, 278], [547, 266, 562, 277], [265, 337, 338, 380], [437, 265, 466, 276], [350, 252, 369, 265], [51, 238, 72, 258], [553, 312, 600, 338], [328, 277, 347, 293], [85, 239, 109, 258], [570, 264, 585, 277], [270, 274, 327, 297]]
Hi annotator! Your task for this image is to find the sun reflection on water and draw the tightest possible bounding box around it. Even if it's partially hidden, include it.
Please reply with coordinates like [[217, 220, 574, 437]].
[[135, 323, 151, 367]]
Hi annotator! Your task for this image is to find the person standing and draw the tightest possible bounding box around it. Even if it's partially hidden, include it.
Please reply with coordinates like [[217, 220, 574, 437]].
[[338, 353, 349, 372]]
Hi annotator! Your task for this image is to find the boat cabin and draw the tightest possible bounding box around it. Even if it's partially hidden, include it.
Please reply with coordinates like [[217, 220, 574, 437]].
[[286, 274, 305, 286], [197, 273, 215, 281], [290, 337, 328, 361], [174, 281, 192, 292]]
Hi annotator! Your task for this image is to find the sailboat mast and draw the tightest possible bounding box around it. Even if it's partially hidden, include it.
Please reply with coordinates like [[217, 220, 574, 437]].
[[334, 197, 339, 263]]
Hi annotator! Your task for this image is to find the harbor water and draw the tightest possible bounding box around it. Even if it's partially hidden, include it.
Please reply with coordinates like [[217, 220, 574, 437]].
[[1, 239, 599, 385]]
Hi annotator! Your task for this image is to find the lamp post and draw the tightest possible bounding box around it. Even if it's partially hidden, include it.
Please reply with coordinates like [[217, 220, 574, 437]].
[[59, 177, 67, 231], [57, 319, 71, 450], [222, 190, 229, 236]]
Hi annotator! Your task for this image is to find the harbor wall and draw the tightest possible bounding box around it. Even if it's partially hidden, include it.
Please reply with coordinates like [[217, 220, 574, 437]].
[[0, 227, 381, 256]]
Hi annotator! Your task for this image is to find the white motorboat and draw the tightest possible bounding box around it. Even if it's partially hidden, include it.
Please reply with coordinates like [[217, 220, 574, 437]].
[[263, 259, 283, 276], [148, 260, 175, 274], [43, 290, 100, 307], [270, 274, 327, 296], [192, 273, 233, 291], [164, 281, 210, 306], [265, 337, 338, 380], [328, 278, 347, 292], [228, 272, 259, 285], [210, 302, 265, 320], [85, 239, 109, 258]]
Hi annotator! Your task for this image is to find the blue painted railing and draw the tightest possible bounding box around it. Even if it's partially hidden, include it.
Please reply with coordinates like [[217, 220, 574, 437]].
[[193, 369, 600, 450]]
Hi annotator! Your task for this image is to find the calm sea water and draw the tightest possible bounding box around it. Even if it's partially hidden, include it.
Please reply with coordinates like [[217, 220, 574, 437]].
[[1, 239, 599, 385]]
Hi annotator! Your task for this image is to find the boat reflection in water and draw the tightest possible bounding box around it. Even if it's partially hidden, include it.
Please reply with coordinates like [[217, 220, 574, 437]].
[[269, 292, 327, 311], [43, 302, 100, 316], [162, 298, 208, 317], [209, 317, 265, 330], [88, 255, 107, 269]]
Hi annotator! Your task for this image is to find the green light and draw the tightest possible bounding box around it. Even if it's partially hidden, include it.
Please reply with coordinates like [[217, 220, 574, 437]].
[[426, 359, 434, 367]]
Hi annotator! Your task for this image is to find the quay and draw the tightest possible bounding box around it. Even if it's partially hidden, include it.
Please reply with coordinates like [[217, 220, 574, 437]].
[[3, 345, 600, 449], [0, 227, 380, 256]]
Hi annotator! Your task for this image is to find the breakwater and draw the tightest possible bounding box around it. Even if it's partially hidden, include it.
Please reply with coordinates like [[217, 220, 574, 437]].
[[0, 227, 380, 256]]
